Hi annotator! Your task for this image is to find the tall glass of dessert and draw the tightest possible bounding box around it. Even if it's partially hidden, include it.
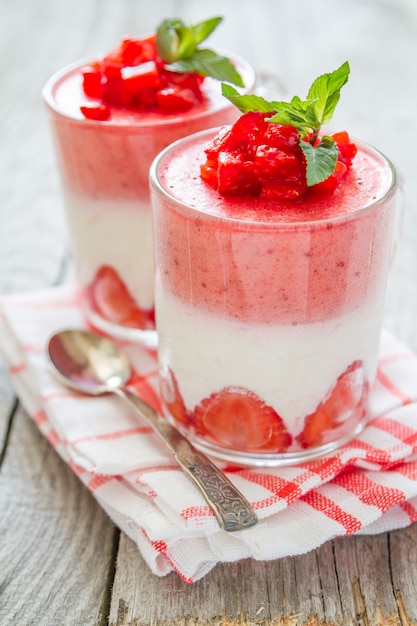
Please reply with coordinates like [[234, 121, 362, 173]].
[[43, 17, 255, 347], [150, 62, 400, 466]]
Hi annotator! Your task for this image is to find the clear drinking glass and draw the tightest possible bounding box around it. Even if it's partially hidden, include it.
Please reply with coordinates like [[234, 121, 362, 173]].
[[150, 128, 399, 466], [43, 55, 255, 347]]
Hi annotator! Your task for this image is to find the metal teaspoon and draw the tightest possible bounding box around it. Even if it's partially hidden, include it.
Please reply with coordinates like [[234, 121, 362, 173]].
[[46, 329, 259, 532]]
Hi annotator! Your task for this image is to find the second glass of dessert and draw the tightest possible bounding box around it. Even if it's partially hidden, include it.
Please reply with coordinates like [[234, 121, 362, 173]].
[[43, 16, 255, 346], [150, 62, 400, 466]]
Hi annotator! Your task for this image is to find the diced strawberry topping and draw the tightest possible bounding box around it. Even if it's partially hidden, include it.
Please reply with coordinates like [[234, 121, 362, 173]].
[[193, 386, 292, 453], [200, 112, 356, 201], [79, 34, 207, 119], [88, 265, 153, 329], [297, 360, 368, 449], [332, 130, 358, 167]]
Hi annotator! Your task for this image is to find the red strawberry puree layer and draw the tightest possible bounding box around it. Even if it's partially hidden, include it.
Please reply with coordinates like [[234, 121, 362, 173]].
[[153, 130, 396, 326]]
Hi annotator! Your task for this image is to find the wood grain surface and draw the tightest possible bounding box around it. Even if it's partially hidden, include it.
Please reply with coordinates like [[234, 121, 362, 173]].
[[2, 0, 417, 624]]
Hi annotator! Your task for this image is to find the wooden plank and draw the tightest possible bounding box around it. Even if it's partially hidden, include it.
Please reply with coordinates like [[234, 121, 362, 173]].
[[0, 403, 118, 626], [108, 531, 417, 625], [333, 535, 398, 624], [389, 524, 417, 620]]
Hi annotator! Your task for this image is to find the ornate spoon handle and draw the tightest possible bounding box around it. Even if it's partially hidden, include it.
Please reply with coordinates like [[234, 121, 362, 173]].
[[119, 388, 259, 532]]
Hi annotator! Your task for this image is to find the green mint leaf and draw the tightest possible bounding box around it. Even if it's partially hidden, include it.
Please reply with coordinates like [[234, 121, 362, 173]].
[[299, 136, 338, 186], [176, 25, 198, 59], [221, 83, 274, 112], [156, 16, 244, 86], [307, 61, 350, 127], [156, 19, 198, 61], [267, 98, 312, 136], [156, 19, 183, 63], [190, 16, 223, 46], [168, 49, 244, 87]]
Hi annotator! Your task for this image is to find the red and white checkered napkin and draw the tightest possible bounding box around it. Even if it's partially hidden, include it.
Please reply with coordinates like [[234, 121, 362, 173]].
[[2, 284, 417, 583]]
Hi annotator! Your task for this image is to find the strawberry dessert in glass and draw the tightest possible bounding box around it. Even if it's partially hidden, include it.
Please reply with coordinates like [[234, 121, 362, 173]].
[[43, 17, 255, 346], [150, 62, 400, 465]]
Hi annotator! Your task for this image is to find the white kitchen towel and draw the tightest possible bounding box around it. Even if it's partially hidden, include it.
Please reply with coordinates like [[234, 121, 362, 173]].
[[1, 283, 417, 583]]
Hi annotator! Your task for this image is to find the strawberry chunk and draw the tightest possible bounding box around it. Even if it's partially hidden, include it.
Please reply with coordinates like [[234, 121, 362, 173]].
[[263, 123, 300, 150], [199, 157, 218, 188], [88, 265, 149, 328], [156, 87, 196, 113], [79, 104, 111, 121], [120, 36, 156, 66], [160, 69, 205, 100], [162, 368, 189, 426], [254, 145, 303, 182], [217, 152, 260, 195], [203, 126, 234, 162], [297, 360, 368, 449], [122, 61, 160, 91], [193, 386, 292, 452], [332, 131, 358, 167], [101, 77, 132, 107], [226, 111, 269, 158], [82, 66, 103, 99], [103, 64, 122, 81]]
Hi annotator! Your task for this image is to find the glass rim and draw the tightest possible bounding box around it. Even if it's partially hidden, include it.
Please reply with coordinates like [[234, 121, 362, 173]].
[[42, 50, 256, 128], [149, 127, 399, 231]]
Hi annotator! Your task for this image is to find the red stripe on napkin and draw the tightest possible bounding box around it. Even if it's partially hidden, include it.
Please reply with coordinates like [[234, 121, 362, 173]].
[[400, 500, 417, 523], [377, 365, 413, 405], [333, 472, 405, 512], [70, 425, 153, 445], [128, 372, 162, 413], [301, 490, 362, 534]]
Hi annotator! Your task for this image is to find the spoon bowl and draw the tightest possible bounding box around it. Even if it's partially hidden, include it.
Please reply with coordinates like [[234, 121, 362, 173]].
[[47, 329, 259, 532], [48, 329, 131, 394]]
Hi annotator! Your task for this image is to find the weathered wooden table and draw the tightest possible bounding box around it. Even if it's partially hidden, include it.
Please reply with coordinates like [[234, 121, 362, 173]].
[[2, 0, 417, 624]]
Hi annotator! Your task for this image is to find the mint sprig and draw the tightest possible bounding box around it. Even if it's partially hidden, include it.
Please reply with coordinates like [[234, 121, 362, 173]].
[[221, 61, 350, 185], [156, 17, 244, 87]]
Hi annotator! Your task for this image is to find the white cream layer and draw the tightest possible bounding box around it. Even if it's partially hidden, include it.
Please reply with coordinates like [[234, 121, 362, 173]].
[[64, 192, 154, 310], [156, 288, 383, 437]]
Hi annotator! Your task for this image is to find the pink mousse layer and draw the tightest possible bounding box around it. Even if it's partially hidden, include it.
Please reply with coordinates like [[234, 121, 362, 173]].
[[152, 130, 396, 325], [43, 57, 254, 201]]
